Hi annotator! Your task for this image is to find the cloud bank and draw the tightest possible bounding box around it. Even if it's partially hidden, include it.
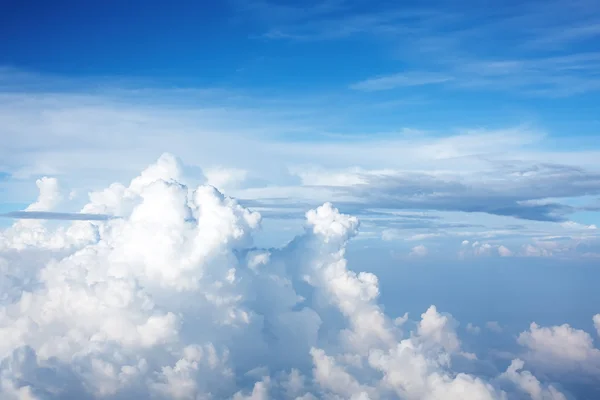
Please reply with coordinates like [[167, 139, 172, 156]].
[[0, 154, 595, 399]]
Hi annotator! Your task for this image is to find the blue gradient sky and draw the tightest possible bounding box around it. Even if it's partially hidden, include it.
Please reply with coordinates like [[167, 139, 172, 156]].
[[2, 0, 600, 132]]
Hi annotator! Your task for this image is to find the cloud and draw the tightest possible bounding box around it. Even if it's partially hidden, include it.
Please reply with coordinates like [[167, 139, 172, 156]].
[[521, 244, 553, 257], [328, 165, 600, 222], [25, 177, 61, 212], [204, 167, 248, 193], [466, 323, 481, 335], [350, 72, 453, 91], [2, 81, 600, 235], [459, 241, 515, 258], [500, 359, 567, 400], [0, 153, 571, 399], [282, 153, 600, 223], [409, 244, 428, 257], [245, 0, 600, 97], [1, 82, 599, 260], [497, 245, 513, 257], [517, 319, 600, 378], [486, 321, 504, 333], [0, 211, 114, 221]]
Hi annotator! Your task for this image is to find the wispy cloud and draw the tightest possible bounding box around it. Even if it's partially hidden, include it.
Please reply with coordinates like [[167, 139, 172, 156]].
[[350, 72, 453, 91], [350, 51, 600, 96], [0, 211, 114, 221], [526, 22, 600, 48], [245, 0, 600, 97]]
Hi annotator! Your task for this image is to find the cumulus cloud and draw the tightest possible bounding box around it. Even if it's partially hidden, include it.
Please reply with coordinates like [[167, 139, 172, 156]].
[[204, 167, 248, 192], [466, 323, 481, 335], [23, 177, 61, 211], [521, 244, 553, 257], [500, 359, 567, 400], [409, 244, 428, 257], [486, 321, 504, 333], [517, 319, 600, 377], [0, 154, 572, 399], [497, 245, 513, 257], [459, 241, 514, 258]]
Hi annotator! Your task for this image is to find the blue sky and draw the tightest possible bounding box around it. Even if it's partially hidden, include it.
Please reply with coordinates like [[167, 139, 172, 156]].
[[1, 1, 600, 399]]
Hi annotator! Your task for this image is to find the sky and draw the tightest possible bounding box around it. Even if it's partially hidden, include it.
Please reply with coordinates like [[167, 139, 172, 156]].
[[1, 0, 600, 399]]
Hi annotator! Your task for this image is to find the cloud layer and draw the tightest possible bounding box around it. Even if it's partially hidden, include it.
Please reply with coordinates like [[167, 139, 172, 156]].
[[0, 154, 597, 399]]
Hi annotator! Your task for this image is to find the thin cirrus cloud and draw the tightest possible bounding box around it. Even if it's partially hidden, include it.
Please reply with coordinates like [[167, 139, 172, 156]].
[[0, 211, 115, 221], [248, 0, 600, 46], [247, 0, 600, 96], [349, 53, 600, 96], [349, 72, 454, 91]]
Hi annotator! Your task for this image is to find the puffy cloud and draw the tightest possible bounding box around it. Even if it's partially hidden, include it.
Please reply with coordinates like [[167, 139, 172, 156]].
[[486, 321, 504, 333], [409, 244, 428, 257], [521, 244, 553, 257], [500, 359, 567, 400], [381, 228, 402, 241], [0, 154, 572, 399], [0, 175, 98, 252], [25, 177, 62, 212], [497, 245, 513, 257], [466, 323, 481, 335], [204, 167, 248, 192], [459, 241, 514, 258], [517, 319, 600, 377]]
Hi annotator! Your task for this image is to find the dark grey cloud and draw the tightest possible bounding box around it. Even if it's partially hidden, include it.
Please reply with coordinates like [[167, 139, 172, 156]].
[[238, 162, 600, 222], [325, 163, 600, 221]]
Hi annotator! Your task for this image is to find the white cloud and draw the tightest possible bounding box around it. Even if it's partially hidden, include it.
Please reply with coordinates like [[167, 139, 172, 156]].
[[25, 177, 62, 212], [517, 319, 600, 377], [409, 244, 428, 257], [417, 305, 461, 352], [466, 323, 481, 335], [290, 167, 370, 187], [204, 166, 248, 193], [497, 245, 513, 257], [0, 154, 573, 399], [0, 154, 592, 400], [1, 84, 600, 259], [560, 221, 597, 230], [500, 359, 567, 400], [350, 72, 453, 91], [521, 244, 552, 257], [486, 321, 504, 333], [381, 228, 402, 241], [407, 233, 443, 242], [459, 241, 514, 258]]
